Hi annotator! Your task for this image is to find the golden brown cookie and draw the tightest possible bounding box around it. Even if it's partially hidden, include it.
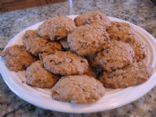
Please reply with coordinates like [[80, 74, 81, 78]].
[[95, 40, 134, 72], [100, 62, 151, 88], [1, 45, 35, 71], [25, 61, 57, 88], [37, 16, 76, 40], [23, 30, 62, 56], [68, 24, 110, 56], [74, 11, 111, 28], [43, 51, 89, 75], [51, 75, 105, 104], [107, 22, 146, 61]]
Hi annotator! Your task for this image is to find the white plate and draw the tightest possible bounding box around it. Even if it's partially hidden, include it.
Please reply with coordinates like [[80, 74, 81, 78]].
[[0, 15, 156, 113]]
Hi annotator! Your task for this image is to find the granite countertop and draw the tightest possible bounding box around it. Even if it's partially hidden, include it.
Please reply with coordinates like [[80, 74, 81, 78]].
[[0, 0, 156, 116]]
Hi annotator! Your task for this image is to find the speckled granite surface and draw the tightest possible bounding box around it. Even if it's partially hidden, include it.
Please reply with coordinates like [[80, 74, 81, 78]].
[[0, 0, 156, 116]]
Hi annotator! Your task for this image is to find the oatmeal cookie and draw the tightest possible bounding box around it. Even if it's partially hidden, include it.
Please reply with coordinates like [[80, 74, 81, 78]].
[[51, 75, 105, 104], [25, 61, 57, 88], [43, 51, 89, 75], [100, 62, 151, 88], [107, 22, 146, 61], [1, 45, 35, 71], [37, 16, 76, 40], [74, 11, 111, 28], [23, 30, 62, 56], [68, 25, 110, 56], [95, 40, 134, 72]]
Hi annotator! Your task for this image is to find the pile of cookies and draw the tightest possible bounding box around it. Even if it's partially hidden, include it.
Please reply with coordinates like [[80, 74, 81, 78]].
[[1, 11, 151, 104]]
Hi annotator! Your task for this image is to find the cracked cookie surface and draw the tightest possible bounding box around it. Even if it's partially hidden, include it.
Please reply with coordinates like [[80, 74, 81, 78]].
[[95, 40, 134, 72], [74, 11, 111, 28], [107, 22, 146, 61], [43, 51, 89, 75], [52, 75, 105, 104], [25, 61, 57, 88], [1, 45, 35, 71], [37, 16, 76, 40], [100, 62, 151, 88], [68, 25, 110, 56], [23, 30, 62, 57]]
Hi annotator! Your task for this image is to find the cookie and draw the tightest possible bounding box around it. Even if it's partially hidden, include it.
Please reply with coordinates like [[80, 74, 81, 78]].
[[51, 75, 105, 104], [43, 51, 89, 75], [23, 30, 62, 56], [37, 16, 76, 40], [68, 24, 110, 56], [100, 62, 151, 88], [25, 61, 57, 88], [74, 11, 111, 28], [107, 22, 146, 61], [1, 45, 35, 71], [95, 40, 134, 72]]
